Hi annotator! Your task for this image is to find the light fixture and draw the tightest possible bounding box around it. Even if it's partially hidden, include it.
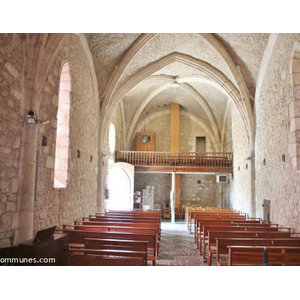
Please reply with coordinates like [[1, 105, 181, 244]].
[[27, 110, 50, 125], [27, 110, 37, 124]]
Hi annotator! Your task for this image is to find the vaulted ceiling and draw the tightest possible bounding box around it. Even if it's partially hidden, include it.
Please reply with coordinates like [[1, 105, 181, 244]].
[[85, 33, 270, 149]]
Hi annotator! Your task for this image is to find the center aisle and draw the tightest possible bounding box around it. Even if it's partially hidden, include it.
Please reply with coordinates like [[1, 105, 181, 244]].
[[156, 221, 204, 266]]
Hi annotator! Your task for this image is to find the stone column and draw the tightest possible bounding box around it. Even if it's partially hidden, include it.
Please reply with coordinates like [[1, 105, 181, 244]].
[[17, 123, 38, 243]]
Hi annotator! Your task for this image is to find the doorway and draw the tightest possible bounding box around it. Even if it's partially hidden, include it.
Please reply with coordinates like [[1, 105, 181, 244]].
[[108, 162, 134, 210], [196, 137, 206, 152]]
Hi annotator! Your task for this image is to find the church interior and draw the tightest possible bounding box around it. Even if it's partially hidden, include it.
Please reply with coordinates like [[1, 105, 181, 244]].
[[1, 31, 300, 277]]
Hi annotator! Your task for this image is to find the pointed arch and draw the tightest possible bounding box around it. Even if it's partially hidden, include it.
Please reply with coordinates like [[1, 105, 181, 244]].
[[100, 33, 253, 153], [103, 52, 250, 152], [125, 78, 221, 149]]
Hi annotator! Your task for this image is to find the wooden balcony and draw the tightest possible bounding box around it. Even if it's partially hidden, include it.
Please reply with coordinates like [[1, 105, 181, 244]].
[[115, 151, 233, 174]]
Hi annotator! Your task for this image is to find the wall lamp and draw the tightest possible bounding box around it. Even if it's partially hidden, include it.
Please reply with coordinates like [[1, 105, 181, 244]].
[[27, 110, 50, 125]]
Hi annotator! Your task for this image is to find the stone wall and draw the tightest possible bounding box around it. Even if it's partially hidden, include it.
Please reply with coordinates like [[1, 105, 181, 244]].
[[142, 185, 155, 209], [181, 174, 220, 207], [0, 34, 24, 247], [134, 173, 170, 210], [33, 34, 99, 234], [180, 114, 215, 152], [255, 34, 300, 231], [228, 104, 252, 215]]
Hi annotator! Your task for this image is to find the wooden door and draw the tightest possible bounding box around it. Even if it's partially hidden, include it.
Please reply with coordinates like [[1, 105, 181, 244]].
[[136, 132, 156, 151]]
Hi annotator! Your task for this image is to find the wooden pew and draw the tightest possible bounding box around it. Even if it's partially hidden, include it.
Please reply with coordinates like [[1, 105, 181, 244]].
[[63, 224, 159, 237], [215, 237, 300, 266], [63, 224, 160, 254], [86, 216, 161, 225], [194, 213, 249, 237], [84, 238, 149, 264], [80, 220, 160, 237], [68, 248, 147, 266], [187, 209, 246, 233], [207, 230, 292, 265], [100, 210, 161, 219], [92, 214, 161, 221], [85, 238, 148, 252], [62, 229, 158, 265], [188, 210, 244, 233], [94, 211, 162, 230], [227, 245, 300, 266], [201, 225, 290, 260], [195, 219, 269, 247]]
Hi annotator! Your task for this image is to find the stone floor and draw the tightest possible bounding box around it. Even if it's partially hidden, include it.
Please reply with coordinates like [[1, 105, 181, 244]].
[[156, 220, 205, 266]]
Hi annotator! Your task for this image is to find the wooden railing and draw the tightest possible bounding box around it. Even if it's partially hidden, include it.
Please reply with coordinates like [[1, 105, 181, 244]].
[[115, 151, 233, 169]]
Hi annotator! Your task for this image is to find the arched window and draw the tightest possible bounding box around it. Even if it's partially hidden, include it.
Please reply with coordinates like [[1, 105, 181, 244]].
[[54, 63, 71, 188]]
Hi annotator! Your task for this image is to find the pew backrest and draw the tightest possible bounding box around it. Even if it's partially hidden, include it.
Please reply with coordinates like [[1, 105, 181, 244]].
[[68, 248, 147, 266], [228, 245, 300, 266]]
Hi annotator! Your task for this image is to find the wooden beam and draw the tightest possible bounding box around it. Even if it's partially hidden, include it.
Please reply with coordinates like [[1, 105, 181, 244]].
[[170, 103, 180, 152], [135, 166, 233, 173]]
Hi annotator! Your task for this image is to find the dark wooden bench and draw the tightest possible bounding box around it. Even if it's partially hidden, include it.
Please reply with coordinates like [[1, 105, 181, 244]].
[[227, 245, 300, 266], [62, 229, 158, 265], [195, 219, 272, 247], [84, 238, 149, 264], [68, 248, 147, 266], [194, 215, 252, 240], [206, 230, 292, 265], [86, 216, 161, 225], [188, 210, 247, 233], [63, 224, 159, 237], [79, 221, 161, 239], [200, 225, 290, 260], [63, 224, 160, 254], [100, 210, 161, 218], [214, 237, 300, 266]]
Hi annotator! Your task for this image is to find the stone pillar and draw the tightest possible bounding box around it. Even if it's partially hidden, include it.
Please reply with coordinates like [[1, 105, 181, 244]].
[[17, 123, 38, 243]]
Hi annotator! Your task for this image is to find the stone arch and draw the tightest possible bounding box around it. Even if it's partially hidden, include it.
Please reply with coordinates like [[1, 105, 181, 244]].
[[100, 34, 253, 152], [103, 52, 249, 153], [125, 77, 221, 149]]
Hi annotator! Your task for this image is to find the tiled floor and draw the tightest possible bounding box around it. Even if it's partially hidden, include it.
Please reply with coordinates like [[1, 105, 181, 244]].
[[156, 220, 205, 266]]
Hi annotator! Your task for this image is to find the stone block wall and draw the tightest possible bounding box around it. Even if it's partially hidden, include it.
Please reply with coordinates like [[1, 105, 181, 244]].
[[255, 34, 300, 231], [34, 34, 99, 234], [142, 186, 154, 209], [134, 173, 170, 209], [0, 34, 25, 247], [180, 113, 215, 152], [228, 104, 252, 215], [181, 174, 221, 207], [0, 33, 100, 247]]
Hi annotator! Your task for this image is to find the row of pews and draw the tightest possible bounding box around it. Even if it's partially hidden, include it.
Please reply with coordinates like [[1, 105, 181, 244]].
[[61, 209, 161, 266], [186, 207, 300, 266]]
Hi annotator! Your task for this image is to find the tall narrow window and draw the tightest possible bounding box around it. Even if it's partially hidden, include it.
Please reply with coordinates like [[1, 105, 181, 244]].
[[54, 63, 71, 188], [109, 123, 116, 154]]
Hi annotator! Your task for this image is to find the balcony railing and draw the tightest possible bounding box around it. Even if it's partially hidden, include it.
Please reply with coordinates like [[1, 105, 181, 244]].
[[115, 151, 233, 169]]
